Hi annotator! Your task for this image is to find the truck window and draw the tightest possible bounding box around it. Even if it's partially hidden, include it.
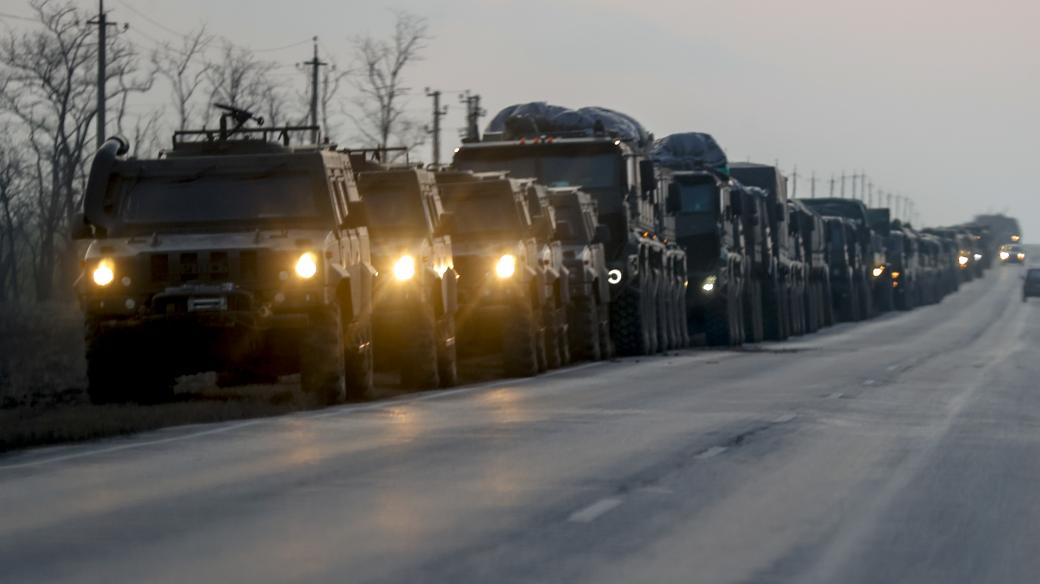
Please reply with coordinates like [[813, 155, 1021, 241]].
[[677, 183, 716, 214]]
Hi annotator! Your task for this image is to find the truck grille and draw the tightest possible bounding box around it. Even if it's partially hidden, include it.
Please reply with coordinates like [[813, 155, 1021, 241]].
[[146, 250, 274, 285]]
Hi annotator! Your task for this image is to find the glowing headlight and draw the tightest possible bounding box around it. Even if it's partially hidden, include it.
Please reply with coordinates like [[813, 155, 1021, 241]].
[[92, 259, 115, 287], [1018, 253, 1026, 261], [973, 253, 982, 261], [958, 255, 969, 266], [1000, 251, 1010, 260], [891, 271, 901, 280], [495, 254, 517, 279], [702, 275, 717, 293], [607, 268, 623, 285], [294, 252, 318, 279], [392, 255, 416, 281], [1012, 235, 1021, 242], [872, 266, 885, 278]]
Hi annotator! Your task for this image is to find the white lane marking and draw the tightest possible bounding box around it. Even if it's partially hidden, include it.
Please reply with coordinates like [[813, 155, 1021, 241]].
[[827, 392, 844, 400], [0, 420, 265, 472], [862, 379, 877, 386], [695, 446, 728, 460], [568, 497, 623, 523], [773, 413, 797, 423], [886, 364, 899, 372]]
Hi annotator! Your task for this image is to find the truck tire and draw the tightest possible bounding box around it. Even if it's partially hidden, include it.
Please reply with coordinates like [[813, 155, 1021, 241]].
[[504, 303, 539, 377], [599, 301, 615, 359], [647, 276, 661, 354], [570, 297, 602, 362], [300, 306, 347, 405], [822, 278, 835, 327], [611, 287, 651, 356], [437, 315, 458, 388], [763, 278, 787, 341], [705, 289, 737, 346], [343, 318, 374, 401], [401, 306, 439, 390]]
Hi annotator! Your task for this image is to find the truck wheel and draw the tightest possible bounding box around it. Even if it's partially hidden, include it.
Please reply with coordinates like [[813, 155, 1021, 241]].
[[612, 287, 650, 356], [504, 303, 539, 377], [744, 279, 764, 343], [300, 306, 346, 405], [401, 306, 439, 390], [570, 297, 602, 362], [599, 301, 615, 359], [343, 319, 374, 401], [705, 293, 735, 346], [557, 307, 572, 366], [437, 315, 458, 388], [646, 279, 661, 354], [763, 279, 786, 341]]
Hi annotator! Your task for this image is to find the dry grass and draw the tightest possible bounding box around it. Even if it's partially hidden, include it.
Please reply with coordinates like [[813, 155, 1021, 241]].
[[0, 303, 515, 453]]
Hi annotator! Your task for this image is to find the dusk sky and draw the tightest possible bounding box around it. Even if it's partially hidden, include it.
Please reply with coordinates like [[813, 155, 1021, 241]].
[[6, 0, 1037, 233]]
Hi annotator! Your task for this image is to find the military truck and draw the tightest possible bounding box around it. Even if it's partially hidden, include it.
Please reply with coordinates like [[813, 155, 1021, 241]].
[[802, 198, 875, 319], [885, 223, 919, 311], [867, 209, 895, 313], [73, 107, 376, 405], [730, 163, 794, 340], [522, 182, 572, 368], [453, 103, 686, 356], [736, 184, 772, 342], [790, 200, 830, 333], [823, 217, 866, 322], [548, 187, 613, 360], [435, 171, 560, 376], [974, 214, 1023, 246], [351, 156, 459, 389], [651, 133, 748, 346]]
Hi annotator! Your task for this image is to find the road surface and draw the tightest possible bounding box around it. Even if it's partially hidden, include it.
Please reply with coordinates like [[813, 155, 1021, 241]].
[[1, 266, 1037, 583]]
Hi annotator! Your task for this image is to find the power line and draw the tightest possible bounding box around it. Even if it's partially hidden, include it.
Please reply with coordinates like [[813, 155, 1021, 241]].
[[0, 11, 37, 23]]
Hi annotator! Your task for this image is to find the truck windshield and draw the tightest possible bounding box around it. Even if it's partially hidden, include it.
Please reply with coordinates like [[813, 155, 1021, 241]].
[[364, 191, 427, 235], [677, 182, 716, 214], [457, 155, 618, 190], [442, 194, 522, 237], [118, 173, 319, 225]]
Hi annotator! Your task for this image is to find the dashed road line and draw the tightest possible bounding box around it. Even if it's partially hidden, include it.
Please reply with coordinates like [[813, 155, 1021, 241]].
[[695, 446, 728, 460], [568, 497, 623, 523]]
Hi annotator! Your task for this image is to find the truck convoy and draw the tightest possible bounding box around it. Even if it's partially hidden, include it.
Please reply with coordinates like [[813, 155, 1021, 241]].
[[70, 103, 1013, 403]]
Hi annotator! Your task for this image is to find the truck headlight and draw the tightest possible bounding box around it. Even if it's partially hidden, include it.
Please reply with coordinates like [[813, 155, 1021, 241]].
[[1000, 251, 1010, 260], [607, 268, 622, 285], [295, 252, 318, 279], [495, 254, 517, 279], [92, 259, 115, 287], [393, 255, 416, 281], [702, 275, 717, 293], [1018, 253, 1026, 261], [872, 266, 885, 278], [973, 253, 982, 261], [958, 255, 969, 266]]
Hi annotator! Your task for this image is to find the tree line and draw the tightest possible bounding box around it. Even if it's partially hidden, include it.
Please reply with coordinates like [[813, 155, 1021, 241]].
[[0, 0, 429, 303]]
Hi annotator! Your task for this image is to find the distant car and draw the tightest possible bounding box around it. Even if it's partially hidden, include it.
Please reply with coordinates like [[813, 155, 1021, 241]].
[[1000, 244, 1026, 264], [1023, 269, 1040, 301]]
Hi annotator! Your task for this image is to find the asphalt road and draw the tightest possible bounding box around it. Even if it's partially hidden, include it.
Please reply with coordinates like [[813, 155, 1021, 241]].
[[1, 265, 1036, 584]]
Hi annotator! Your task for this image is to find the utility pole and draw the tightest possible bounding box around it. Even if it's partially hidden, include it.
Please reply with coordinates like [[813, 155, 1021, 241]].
[[459, 91, 485, 143], [88, 0, 123, 149], [810, 171, 817, 198], [424, 88, 448, 167], [791, 166, 799, 197], [850, 172, 858, 199], [301, 37, 327, 144], [840, 172, 846, 198], [867, 181, 874, 207], [829, 174, 835, 197]]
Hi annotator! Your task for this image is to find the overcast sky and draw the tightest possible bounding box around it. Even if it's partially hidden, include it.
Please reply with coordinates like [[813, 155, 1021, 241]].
[[7, 0, 1037, 234]]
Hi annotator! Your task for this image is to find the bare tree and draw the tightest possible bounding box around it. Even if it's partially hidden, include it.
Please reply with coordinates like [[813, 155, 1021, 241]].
[[152, 27, 212, 131], [0, 0, 150, 301], [0, 130, 28, 301], [347, 10, 430, 155], [206, 40, 277, 118]]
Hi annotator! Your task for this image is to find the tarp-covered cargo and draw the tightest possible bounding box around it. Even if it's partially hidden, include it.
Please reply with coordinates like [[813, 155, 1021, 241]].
[[650, 132, 729, 176], [485, 102, 651, 146]]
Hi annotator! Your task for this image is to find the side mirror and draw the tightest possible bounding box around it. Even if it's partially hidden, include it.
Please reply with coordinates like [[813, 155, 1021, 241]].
[[594, 224, 611, 245], [666, 183, 681, 213], [730, 193, 744, 216], [70, 212, 93, 240], [344, 201, 368, 229], [435, 212, 456, 236], [639, 159, 655, 195]]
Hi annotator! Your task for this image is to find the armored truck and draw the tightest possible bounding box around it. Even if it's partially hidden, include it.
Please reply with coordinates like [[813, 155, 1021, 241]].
[[73, 110, 376, 405], [651, 132, 748, 346], [435, 171, 559, 376], [736, 184, 772, 343], [453, 103, 685, 356], [730, 163, 793, 340], [522, 182, 572, 369], [352, 157, 459, 389], [548, 187, 613, 361], [790, 200, 830, 333], [867, 209, 895, 313], [802, 198, 876, 319]]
